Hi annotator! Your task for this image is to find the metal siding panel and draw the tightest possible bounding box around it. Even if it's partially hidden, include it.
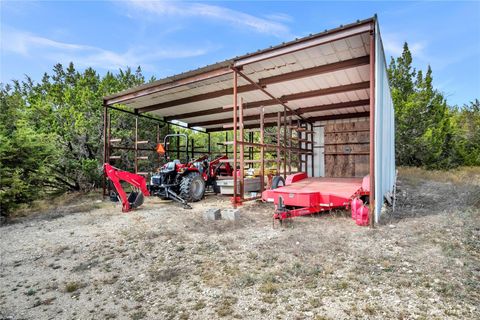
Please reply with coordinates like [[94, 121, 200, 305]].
[[374, 21, 395, 223]]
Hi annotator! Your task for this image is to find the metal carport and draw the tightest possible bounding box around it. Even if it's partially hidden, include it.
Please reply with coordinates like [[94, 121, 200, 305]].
[[103, 16, 395, 224]]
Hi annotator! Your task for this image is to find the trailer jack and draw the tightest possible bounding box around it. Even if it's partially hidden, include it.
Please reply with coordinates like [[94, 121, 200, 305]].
[[273, 196, 291, 227]]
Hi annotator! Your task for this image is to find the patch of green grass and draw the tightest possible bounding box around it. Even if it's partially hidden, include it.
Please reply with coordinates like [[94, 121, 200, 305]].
[[247, 252, 258, 260], [192, 300, 206, 310], [216, 296, 238, 317], [148, 267, 179, 282], [363, 304, 376, 316], [259, 281, 279, 294], [435, 282, 456, 297], [234, 273, 256, 288], [261, 295, 276, 304], [25, 289, 36, 296], [336, 280, 348, 290], [65, 282, 81, 293], [130, 310, 146, 320], [309, 297, 323, 308]]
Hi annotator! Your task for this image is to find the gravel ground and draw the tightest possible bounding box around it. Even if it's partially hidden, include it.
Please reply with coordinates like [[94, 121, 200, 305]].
[[1, 168, 479, 320]]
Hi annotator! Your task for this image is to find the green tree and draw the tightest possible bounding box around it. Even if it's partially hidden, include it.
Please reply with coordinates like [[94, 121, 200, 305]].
[[0, 84, 59, 216], [1, 63, 151, 216], [451, 99, 480, 166], [388, 43, 457, 169]]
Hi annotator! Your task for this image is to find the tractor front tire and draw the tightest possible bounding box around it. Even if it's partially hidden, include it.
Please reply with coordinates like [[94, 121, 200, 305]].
[[180, 172, 206, 202]]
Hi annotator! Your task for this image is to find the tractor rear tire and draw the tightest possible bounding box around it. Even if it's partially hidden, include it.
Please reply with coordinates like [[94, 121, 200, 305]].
[[180, 172, 206, 202], [271, 176, 285, 189]]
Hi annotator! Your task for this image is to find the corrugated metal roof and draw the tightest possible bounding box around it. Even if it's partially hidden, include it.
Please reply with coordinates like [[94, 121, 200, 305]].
[[104, 17, 375, 131]]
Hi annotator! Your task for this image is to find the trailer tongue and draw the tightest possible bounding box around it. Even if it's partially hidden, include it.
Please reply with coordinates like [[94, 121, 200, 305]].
[[262, 173, 370, 224]]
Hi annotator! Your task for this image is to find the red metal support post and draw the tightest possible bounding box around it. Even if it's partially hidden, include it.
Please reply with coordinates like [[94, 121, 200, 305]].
[[297, 120, 301, 172], [232, 70, 238, 207], [102, 103, 109, 197], [369, 25, 376, 227], [260, 107, 265, 193], [134, 116, 138, 173], [176, 134, 180, 160], [283, 107, 287, 179], [276, 112, 281, 175], [288, 117, 292, 175], [310, 123, 315, 177], [239, 97, 245, 200], [207, 133, 211, 155], [225, 131, 228, 156], [157, 124, 161, 168]]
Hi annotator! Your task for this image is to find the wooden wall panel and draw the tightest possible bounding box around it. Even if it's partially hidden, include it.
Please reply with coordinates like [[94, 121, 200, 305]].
[[324, 120, 370, 177]]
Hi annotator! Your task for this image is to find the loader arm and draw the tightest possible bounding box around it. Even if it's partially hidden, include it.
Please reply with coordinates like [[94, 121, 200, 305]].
[[104, 163, 150, 212]]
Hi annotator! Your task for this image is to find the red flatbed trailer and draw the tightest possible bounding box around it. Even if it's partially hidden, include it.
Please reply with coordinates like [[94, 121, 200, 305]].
[[262, 173, 369, 221]]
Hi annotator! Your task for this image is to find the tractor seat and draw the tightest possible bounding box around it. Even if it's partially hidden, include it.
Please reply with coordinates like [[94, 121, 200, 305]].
[[193, 161, 207, 174], [161, 160, 179, 173]]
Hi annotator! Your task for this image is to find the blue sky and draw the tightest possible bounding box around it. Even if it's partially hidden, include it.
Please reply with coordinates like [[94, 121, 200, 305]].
[[1, 1, 479, 106]]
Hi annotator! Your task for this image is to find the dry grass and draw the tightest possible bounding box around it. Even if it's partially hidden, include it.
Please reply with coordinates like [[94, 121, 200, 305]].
[[399, 166, 480, 185], [12, 191, 103, 219], [1, 167, 479, 319]]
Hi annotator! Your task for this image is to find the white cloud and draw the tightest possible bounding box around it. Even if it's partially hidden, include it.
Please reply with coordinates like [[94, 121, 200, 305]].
[[2, 27, 211, 71], [124, 0, 291, 38], [381, 32, 479, 71], [382, 32, 427, 59], [264, 13, 293, 23]]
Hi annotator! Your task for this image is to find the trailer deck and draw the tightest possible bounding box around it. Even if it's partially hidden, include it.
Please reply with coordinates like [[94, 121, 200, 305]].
[[262, 173, 369, 220]]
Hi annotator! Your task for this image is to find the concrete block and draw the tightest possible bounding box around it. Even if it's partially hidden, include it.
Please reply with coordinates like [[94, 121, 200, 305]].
[[221, 208, 240, 221], [204, 208, 221, 220]]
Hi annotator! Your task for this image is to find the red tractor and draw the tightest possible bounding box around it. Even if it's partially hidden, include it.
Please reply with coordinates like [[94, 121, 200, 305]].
[[105, 134, 232, 211]]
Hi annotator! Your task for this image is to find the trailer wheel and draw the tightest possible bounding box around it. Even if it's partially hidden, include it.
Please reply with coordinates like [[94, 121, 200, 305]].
[[271, 176, 285, 189], [180, 172, 206, 202], [361, 195, 369, 205]]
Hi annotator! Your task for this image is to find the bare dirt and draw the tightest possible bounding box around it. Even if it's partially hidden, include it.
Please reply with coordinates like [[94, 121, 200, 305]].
[[1, 168, 479, 320]]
